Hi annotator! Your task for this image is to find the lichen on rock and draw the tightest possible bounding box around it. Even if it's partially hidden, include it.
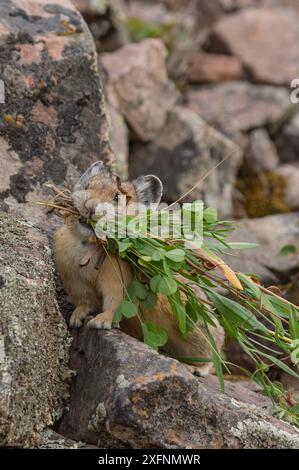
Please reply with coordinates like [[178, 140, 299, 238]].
[[0, 211, 72, 447]]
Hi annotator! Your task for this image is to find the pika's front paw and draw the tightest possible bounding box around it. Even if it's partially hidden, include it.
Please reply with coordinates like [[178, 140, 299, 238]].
[[87, 310, 114, 330], [70, 305, 91, 328]]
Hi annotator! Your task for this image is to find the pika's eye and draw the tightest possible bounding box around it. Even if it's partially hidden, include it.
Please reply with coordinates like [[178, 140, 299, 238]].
[[114, 192, 120, 202]]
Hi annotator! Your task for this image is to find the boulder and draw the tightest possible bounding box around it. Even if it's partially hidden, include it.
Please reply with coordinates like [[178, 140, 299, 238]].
[[206, 8, 299, 85], [275, 164, 299, 211], [245, 129, 279, 173], [186, 52, 243, 84], [186, 82, 294, 137], [101, 39, 179, 142], [0, 211, 71, 447], [72, 0, 129, 52], [129, 106, 242, 217], [58, 328, 299, 448], [275, 112, 299, 164], [0, 0, 114, 225], [106, 102, 129, 180], [38, 430, 99, 449], [224, 212, 299, 285]]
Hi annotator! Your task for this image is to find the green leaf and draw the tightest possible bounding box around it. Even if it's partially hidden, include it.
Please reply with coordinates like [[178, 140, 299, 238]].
[[203, 207, 218, 224], [169, 292, 186, 335], [150, 275, 177, 296], [127, 279, 148, 301], [227, 242, 259, 250], [206, 289, 267, 332], [152, 250, 164, 261], [257, 350, 299, 380], [185, 297, 217, 329], [118, 239, 132, 253], [264, 295, 292, 319], [237, 272, 261, 300], [289, 306, 299, 340], [164, 248, 185, 262], [141, 291, 157, 310], [280, 245, 297, 256], [140, 255, 152, 262], [206, 324, 224, 391], [115, 300, 137, 319], [143, 321, 168, 349]]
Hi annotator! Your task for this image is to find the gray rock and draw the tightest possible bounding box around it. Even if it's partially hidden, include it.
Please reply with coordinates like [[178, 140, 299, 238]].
[[207, 8, 299, 85], [72, 0, 129, 52], [0, 212, 71, 447], [186, 82, 294, 137], [0, 0, 114, 225], [38, 430, 99, 449], [275, 112, 299, 164], [130, 106, 242, 217], [246, 129, 279, 172], [275, 164, 299, 210], [58, 328, 299, 448], [224, 212, 299, 285], [106, 102, 129, 180]]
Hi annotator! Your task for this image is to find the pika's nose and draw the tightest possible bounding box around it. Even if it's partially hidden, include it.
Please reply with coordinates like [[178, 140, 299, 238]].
[[85, 199, 98, 216]]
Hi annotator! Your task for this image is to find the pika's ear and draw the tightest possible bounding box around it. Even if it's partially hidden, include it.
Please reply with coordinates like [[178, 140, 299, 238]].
[[74, 161, 110, 191], [132, 175, 163, 209]]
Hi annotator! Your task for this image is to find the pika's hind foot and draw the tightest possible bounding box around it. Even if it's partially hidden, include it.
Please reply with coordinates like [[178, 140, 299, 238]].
[[186, 363, 213, 378], [87, 310, 114, 330]]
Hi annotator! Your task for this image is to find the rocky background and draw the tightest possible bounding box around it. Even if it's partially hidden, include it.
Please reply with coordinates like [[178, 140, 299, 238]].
[[1, 0, 299, 448]]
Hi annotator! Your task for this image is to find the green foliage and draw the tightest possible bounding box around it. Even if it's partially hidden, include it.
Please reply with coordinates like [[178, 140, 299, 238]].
[[92, 201, 299, 425], [280, 244, 298, 256], [127, 17, 194, 52], [143, 321, 168, 349]]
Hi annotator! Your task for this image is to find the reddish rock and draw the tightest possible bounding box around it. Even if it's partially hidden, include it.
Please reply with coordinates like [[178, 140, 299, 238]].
[[101, 39, 179, 142], [0, 0, 114, 225], [187, 52, 243, 84], [186, 82, 293, 136], [207, 8, 299, 85]]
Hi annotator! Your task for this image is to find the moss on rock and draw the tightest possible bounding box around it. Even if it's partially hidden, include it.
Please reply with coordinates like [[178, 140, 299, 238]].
[[236, 171, 290, 218]]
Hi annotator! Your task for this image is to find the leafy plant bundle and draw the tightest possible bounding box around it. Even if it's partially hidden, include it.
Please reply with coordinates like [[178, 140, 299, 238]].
[[41, 185, 299, 425]]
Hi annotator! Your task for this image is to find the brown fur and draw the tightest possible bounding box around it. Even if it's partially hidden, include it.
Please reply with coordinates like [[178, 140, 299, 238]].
[[54, 166, 224, 376]]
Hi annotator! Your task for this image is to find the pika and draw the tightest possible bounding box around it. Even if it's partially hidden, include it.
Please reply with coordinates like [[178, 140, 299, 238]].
[[54, 161, 224, 376]]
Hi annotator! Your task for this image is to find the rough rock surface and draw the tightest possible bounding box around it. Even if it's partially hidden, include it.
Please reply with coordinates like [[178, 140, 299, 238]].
[[72, 0, 129, 52], [58, 328, 299, 449], [224, 212, 299, 285], [275, 165, 299, 211], [0, 211, 71, 447], [0, 0, 114, 224], [101, 39, 179, 142], [245, 129, 279, 172], [106, 102, 129, 180], [186, 52, 243, 84], [275, 112, 299, 164], [186, 82, 294, 137], [207, 8, 299, 85], [38, 430, 99, 449], [130, 106, 242, 216]]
